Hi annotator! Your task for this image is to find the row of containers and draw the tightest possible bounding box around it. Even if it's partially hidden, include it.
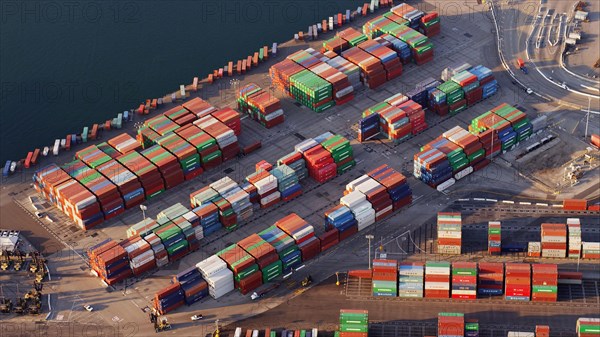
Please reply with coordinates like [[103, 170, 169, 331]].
[[270, 3, 441, 113], [357, 63, 498, 143], [354, 260, 564, 302], [295, 0, 397, 41], [578, 318, 600, 337], [335, 309, 369, 337], [33, 97, 243, 230], [437, 212, 462, 255], [435, 313, 562, 337], [149, 165, 412, 314], [414, 103, 534, 190], [86, 132, 356, 286], [236, 83, 285, 129], [527, 220, 599, 259]]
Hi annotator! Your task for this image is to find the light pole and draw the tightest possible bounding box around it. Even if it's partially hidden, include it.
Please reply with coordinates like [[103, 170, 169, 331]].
[[365, 235, 374, 269], [140, 205, 147, 221], [585, 96, 591, 139]]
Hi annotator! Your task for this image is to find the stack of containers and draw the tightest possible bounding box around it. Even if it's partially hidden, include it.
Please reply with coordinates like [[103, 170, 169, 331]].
[[420, 12, 440, 36], [465, 320, 479, 337], [300, 139, 337, 183], [269, 59, 304, 97], [97, 142, 120, 159], [357, 39, 403, 81], [477, 262, 504, 296], [87, 240, 132, 285], [190, 199, 222, 236], [159, 203, 201, 252], [399, 100, 427, 135], [471, 127, 501, 160], [289, 69, 335, 112], [568, 218, 582, 258], [471, 110, 517, 152], [492, 103, 532, 143], [196, 255, 235, 299], [437, 212, 462, 255], [342, 46, 387, 89], [182, 97, 217, 118], [582, 242, 600, 259], [163, 106, 197, 127], [271, 164, 303, 202], [338, 27, 369, 47], [174, 267, 209, 306], [371, 259, 398, 297], [55, 178, 104, 230], [238, 234, 282, 283], [319, 227, 340, 252], [535, 325, 550, 337], [391, 3, 423, 30], [451, 262, 477, 300], [438, 313, 464, 337], [145, 115, 180, 136], [278, 151, 309, 181], [541, 223, 567, 258], [107, 133, 141, 155], [246, 170, 281, 208], [444, 126, 484, 173], [137, 126, 161, 149], [120, 236, 156, 276], [363, 16, 395, 39], [379, 34, 412, 64], [154, 283, 184, 314], [211, 177, 253, 224], [217, 244, 262, 295], [505, 263, 531, 301], [297, 234, 321, 262], [324, 205, 358, 242], [378, 104, 412, 142], [398, 262, 424, 298], [76, 145, 112, 169], [357, 113, 381, 142], [451, 70, 478, 109], [257, 225, 299, 270], [153, 220, 189, 262], [488, 221, 502, 255], [576, 318, 600, 336], [321, 134, 355, 176], [341, 190, 376, 232], [368, 164, 412, 210], [275, 213, 315, 245], [323, 35, 349, 53], [237, 83, 285, 128], [61, 160, 125, 221], [211, 108, 242, 136], [311, 63, 355, 106], [143, 232, 169, 267], [116, 151, 165, 199], [393, 26, 433, 65], [140, 145, 185, 189], [127, 218, 158, 238], [468, 65, 497, 99], [174, 124, 222, 171], [349, 175, 393, 222], [424, 261, 451, 298], [413, 148, 453, 188], [194, 115, 239, 162], [326, 55, 361, 89], [339, 310, 369, 337], [156, 133, 203, 180], [531, 264, 558, 302], [436, 81, 464, 116]]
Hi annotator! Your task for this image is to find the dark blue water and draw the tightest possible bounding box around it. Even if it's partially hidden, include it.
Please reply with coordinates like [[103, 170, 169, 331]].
[[1, 0, 365, 161]]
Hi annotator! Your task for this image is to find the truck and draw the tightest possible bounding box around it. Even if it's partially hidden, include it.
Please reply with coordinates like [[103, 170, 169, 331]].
[[516, 58, 528, 74]]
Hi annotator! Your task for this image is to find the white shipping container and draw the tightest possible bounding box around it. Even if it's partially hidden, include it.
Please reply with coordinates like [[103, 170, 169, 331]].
[[346, 175, 371, 192], [438, 246, 461, 255], [437, 231, 462, 239], [425, 267, 450, 275], [542, 249, 566, 258], [541, 236, 567, 243], [507, 333, 535, 337], [53, 139, 60, 156], [260, 191, 281, 205], [424, 282, 450, 290], [582, 242, 600, 249], [341, 190, 367, 208], [451, 290, 477, 295]]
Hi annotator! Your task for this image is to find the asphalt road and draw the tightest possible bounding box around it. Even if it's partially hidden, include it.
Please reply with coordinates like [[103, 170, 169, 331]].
[[491, 0, 600, 111]]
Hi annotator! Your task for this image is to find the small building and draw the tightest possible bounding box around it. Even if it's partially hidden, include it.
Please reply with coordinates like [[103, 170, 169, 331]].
[[0, 231, 20, 252]]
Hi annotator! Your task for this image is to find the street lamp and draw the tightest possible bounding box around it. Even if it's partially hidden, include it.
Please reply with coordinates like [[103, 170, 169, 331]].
[[365, 235, 374, 269], [140, 205, 147, 220]]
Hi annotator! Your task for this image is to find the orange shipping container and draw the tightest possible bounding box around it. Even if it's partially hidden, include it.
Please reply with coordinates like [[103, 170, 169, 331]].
[[563, 199, 587, 210]]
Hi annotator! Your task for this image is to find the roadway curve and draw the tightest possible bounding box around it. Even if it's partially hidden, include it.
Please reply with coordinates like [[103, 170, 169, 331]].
[[490, 0, 600, 113]]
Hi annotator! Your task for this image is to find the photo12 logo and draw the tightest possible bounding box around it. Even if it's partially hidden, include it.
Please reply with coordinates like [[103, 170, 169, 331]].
[[1, 1, 141, 24]]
